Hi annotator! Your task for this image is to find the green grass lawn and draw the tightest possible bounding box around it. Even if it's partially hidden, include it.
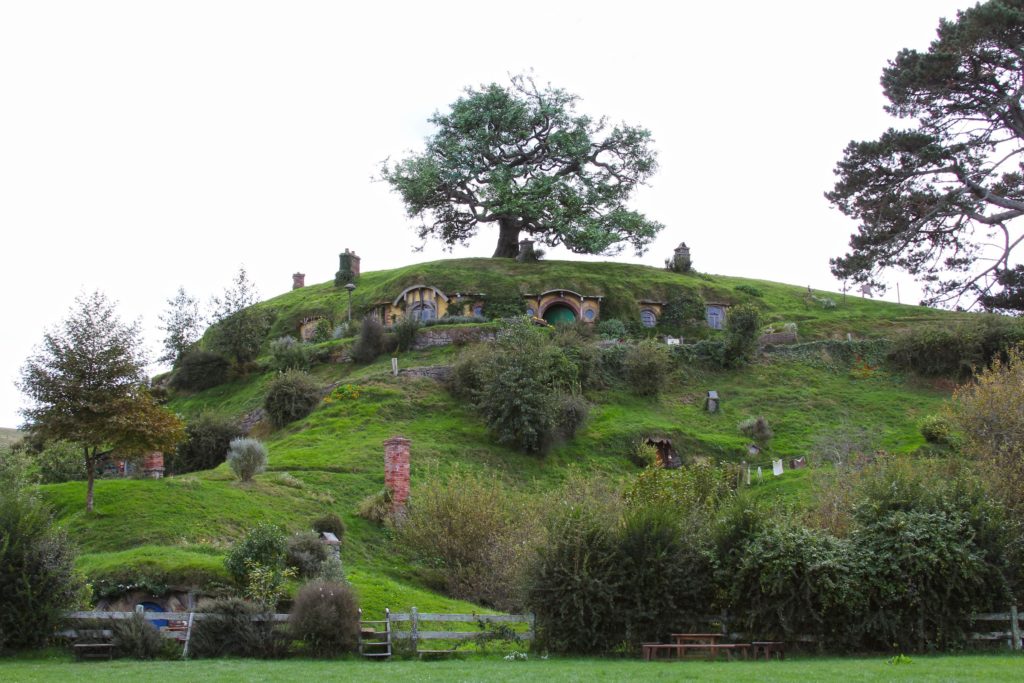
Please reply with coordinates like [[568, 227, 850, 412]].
[[1, 652, 1021, 682]]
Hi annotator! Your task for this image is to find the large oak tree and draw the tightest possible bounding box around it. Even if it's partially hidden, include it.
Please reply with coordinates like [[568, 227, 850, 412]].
[[828, 1, 1024, 310], [18, 291, 184, 512], [382, 75, 664, 258]]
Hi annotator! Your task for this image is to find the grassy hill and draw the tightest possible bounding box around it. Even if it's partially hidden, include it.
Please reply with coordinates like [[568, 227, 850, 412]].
[[36, 258, 989, 617]]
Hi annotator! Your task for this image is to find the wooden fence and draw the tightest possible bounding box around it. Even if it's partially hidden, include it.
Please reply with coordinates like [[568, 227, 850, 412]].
[[969, 607, 1022, 650], [63, 605, 1019, 653], [388, 607, 534, 653]]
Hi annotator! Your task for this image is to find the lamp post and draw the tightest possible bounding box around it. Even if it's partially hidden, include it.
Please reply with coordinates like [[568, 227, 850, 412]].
[[345, 282, 356, 323]]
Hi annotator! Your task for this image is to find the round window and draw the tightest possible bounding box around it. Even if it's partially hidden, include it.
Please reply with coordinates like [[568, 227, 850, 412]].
[[584, 309, 595, 321], [526, 307, 536, 317]]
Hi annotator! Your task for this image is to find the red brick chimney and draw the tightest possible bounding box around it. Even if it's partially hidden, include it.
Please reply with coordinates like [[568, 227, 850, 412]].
[[292, 272, 305, 290], [142, 452, 165, 479], [383, 436, 410, 513]]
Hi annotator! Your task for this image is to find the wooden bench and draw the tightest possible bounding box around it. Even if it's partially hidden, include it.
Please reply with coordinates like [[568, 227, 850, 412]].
[[751, 641, 785, 660], [72, 630, 115, 661]]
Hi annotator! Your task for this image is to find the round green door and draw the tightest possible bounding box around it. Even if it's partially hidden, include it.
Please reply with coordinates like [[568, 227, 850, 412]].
[[543, 304, 577, 325]]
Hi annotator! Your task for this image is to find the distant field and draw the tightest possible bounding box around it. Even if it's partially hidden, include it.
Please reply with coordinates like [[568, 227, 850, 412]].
[[0, 427, 21, 447], [0, 652, 1021, 682]]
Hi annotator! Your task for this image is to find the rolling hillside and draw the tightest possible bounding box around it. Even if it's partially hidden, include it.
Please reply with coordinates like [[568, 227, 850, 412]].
[[37, 258, 989, 616]]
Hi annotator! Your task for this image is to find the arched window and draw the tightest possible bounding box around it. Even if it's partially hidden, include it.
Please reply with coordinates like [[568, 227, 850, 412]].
[[640, 309, 657, 328], [584, 309, 596, 321], [410, 302, 436, 322]]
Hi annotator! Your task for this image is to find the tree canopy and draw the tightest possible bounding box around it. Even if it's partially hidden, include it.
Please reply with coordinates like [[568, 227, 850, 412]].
[[18, 291, 184, 512], [827, 1, 1024, 310], [382, 75, 664, 258]]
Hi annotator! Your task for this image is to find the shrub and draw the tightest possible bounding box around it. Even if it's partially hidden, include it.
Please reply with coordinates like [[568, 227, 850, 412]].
[[554, 395, 589, 441], [0, 491, 84, 651], [475, 321, 577, 452], [659, 288, 706, 336], [189, 597, 286, 658], [738, 416, 774, 447], [31, 439, 84, 483], [919, 414, 954, 445], [723, 303, 762, 367], [112, 611, 168, 660], [735, 284, 763, 298], [850, 458, 1011, 651], [226, 438, 268, 482], [449, 344, 491, 401], [286, 532, 329, 578], [311, 319, 333, 344], [269, 336, 312, 372], [393, 470, 539, 610], [317, 554, 346, 583], [481, 286, 527, 319], [526, 504, 625, 653], [350, 317, 385, 363], [888, 317, 1024, 377], [616, 508, 717, 645], [596, 318, 626, 339], [170, 413, 243, 474], [311, 513, 346, 542], [169, 350, 230, 391], [727, 520, 862, 647], [393, 317, 420, 352], [627, 440, 658, 468], [622, 340, 671, 396], [289, 580, 360, 656], [225, 522, 287, 586], [355, 488, 393, 524], [264, 370, 321, 428]]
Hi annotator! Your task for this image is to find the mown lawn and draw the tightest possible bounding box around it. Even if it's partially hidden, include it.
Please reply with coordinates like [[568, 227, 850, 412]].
[[1, 652, 1021, 682]]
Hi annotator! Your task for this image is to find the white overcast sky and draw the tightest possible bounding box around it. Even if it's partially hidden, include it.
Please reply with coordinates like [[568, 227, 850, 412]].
[[0, 0, 977, 428]]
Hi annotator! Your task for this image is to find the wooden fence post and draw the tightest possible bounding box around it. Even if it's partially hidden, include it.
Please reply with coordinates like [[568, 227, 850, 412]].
[[1011, 605, 1021, 651], [411, 606, 419, 654]]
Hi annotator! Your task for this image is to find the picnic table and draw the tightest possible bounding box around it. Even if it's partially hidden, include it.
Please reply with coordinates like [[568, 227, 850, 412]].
[[642, 634, 751, 661]]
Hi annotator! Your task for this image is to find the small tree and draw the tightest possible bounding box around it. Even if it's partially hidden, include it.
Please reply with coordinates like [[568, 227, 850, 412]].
[[723, 303, 762, 367], [227, 438, 268, 482], [18, 291, 184, 512], [209, 267, 270, 367], [158, 286, 204, 365]]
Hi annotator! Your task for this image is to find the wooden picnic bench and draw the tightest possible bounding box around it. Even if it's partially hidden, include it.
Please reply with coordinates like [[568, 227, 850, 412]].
[[642, 642, 751, 661], [751, 641, 785, 660], [72, 629, 115, 661]]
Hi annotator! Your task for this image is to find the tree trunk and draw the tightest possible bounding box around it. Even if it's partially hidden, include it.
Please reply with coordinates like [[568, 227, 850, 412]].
[[493, 220, 521, 258], [85, 449, 95, 513]]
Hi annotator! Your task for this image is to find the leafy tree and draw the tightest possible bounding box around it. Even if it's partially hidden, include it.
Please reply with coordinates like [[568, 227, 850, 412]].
[[209, 267, 270, 367], [382, 74, 664, 258], [828, 1, 1024, 309], [158, 286, 204, 365], [17, 291, 185, 512], [0, 490, 84, 651]]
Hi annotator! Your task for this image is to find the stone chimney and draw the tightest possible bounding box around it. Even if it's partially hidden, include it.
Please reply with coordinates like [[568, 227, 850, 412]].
[[516, 239, 536, 262], [292, 272, 305, 290], [142, 452, 165, 479], [335, 249, 361, 287], [383, 436, 410, 513]]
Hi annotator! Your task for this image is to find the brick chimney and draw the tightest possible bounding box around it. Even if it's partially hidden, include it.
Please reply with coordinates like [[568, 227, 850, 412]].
[[142, 452, 165, 479], [383, 436, 410, 513], [292, 272, 305, 290]]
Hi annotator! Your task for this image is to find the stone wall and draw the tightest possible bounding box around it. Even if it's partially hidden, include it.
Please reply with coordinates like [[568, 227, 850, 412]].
[[412, 325, 497, 349]]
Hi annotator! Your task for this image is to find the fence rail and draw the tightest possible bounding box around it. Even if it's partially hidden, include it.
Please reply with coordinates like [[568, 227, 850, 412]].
[[968, 606, 1021, 649], [389, 607, 534, 650]]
